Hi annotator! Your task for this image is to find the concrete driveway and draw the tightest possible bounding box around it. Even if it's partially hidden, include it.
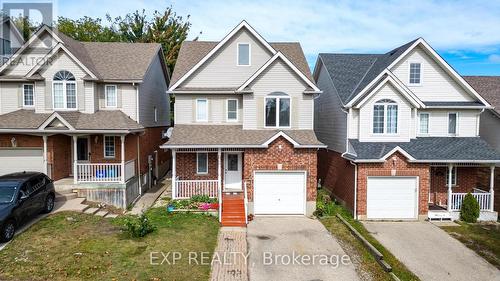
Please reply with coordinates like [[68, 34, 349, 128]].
[[247, 217, 359, 281], [363, 222, 500, 281]]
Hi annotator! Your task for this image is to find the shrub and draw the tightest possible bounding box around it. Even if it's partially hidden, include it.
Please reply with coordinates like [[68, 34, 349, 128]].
[[123, 213, 156, 237], [460, 193, 480, 223], [191, 194, 210, 203]]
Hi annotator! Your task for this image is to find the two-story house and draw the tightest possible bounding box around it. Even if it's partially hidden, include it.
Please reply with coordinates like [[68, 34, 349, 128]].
[[160, 21, 324, 226], [0, 25, 171, 208], [314, 38, 500, 221]]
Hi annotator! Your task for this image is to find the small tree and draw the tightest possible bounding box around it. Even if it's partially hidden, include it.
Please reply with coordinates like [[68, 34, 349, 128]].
[[460, 193, 480, 223]]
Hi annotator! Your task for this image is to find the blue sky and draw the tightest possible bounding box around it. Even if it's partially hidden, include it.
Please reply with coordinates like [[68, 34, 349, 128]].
[[53, 0, 500, 75]]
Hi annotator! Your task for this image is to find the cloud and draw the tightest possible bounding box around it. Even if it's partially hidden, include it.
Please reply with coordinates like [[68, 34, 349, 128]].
[[488, 54, 500, 63]]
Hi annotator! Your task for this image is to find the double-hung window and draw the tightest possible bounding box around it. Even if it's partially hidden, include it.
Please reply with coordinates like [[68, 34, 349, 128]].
[[409, 62, 422, 85], [53, 70, 77, 109], [104, 136, 115, 158], [237, 43, 250, 66], [448, 113, 458, 135], [265, 94, 290, 128], [196, 153, 208, 174], [196, 99, 208, 122], [446, 167, 457, 186], [373, 99, 398, 134], [23, 84, 34, 107], [105, 85, 117, 107], [227, 99, 238, 122], [419, 113, 430, 134]]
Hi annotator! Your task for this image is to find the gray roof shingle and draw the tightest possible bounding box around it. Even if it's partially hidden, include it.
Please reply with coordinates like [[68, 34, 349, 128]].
[[348, 138, 500, 161], [464, 76, 500, 114]]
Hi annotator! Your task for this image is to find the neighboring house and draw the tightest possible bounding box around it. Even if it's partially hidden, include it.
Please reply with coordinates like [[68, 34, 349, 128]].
[[463, 76, 500, 212], [0, 25, 171, 208], [314, 38, 500, 221], [160, 21, 324, 226], [0, 17, 24, 59]]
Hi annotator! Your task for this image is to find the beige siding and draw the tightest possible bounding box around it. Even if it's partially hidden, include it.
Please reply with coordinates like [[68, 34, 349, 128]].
[[182, 28, 273, 88], [34, 81, 45, 113], [175, 94, 243, 125], [121, 84, 137, 121], [480, 111, 500, 151], [0, 82, 20, 114], [4, 31, 55, 76], [416, 109, 480, 137], [243, 59, 311, 129], [138, 53, 169, 126], [391, 47, 474, 102], [83, 82, 95, 114], [348, 109, 359, 139]]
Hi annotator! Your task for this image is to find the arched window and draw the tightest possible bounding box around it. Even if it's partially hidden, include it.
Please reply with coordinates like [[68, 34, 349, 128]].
[[53, 70, 76, 109], [265, 92, 290, 128], [373, 99, 398, 134]]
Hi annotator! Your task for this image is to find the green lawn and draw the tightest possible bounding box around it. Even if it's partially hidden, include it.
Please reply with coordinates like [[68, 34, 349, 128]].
[[0, 208, 219, 281], [441, 221, 500, 269], [317, 190, 419, 281]]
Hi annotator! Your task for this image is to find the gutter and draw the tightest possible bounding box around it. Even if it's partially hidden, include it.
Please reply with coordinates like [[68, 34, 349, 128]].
[[0, 129, 144, 134], [350, 161, 358, 220], [160, 143, 327, 149]]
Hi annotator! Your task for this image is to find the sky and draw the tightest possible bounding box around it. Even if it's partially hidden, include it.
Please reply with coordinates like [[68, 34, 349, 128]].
[[48, 0, 500, 75]]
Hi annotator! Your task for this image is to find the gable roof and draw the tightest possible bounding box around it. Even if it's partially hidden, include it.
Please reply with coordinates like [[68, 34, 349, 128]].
[[464, 76, 500, 115]]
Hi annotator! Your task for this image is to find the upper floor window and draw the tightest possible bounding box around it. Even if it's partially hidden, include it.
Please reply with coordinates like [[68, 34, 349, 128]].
[[227, 99, 238, 122], [409, 62, 422, 85], [373, 99, 398, 134], [265, 93, 290, 128], [419, 113, 430, 134], [237, 43, 250, 66], [53, 70, 76, 109], [23, 84, 34, 107], [448, 113, 458, 135], [196, 99, 208, 122], [105, 85, 117, 108]]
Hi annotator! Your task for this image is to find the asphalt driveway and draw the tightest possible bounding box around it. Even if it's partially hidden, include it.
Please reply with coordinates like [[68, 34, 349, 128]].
[[247, 217, 359, 281], [363, 222, 500, 281]]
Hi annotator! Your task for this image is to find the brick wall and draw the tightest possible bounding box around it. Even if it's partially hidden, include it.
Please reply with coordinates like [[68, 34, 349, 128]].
[[429, 167, 486, 206], [48, 135, 71, 180], [175, 152, 222, 181], [357, 152, 430, 216], [318, 149, 355, 212], [243, 137, 317, 202], [0, 134, 42, 147]]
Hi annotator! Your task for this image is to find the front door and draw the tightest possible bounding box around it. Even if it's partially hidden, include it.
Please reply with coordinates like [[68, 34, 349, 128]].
[[76, 137, 89, 162], [224, 153, 242, 190]]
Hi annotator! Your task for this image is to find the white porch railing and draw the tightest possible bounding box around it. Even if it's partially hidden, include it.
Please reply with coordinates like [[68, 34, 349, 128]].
[[450, 192, 491, 211], [76, 163, 123, 183], [175, 179, 219, 199]]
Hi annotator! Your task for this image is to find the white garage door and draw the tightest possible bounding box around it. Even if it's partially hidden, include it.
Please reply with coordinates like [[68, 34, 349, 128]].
[[254, 171, 305, 215], [0, 149, 44, 176], [367, 177, 418, 219]]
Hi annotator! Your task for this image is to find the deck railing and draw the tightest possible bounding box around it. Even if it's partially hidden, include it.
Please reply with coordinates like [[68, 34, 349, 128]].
[[76, 163, 123, 183], [174, 179, 219, 199], [450, 192, 491, 211]]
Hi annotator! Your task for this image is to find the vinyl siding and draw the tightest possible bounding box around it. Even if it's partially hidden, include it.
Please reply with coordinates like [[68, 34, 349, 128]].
[[314, 62, 347, 152], [480, 111, 500, 152], [243, 59, 311, 129], [391, 46, 474, 102], [83, 82, 95, 114], [0, 82, 20, 114], [182, 28, 273, 88], [4, 31, 54, 76], [416, 109, 480, 137], [348, 109, 359, 139], [175, 94, 243, 125], [34, 81, 45, 112]]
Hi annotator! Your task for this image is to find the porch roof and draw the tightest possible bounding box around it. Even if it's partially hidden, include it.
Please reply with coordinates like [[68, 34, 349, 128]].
[[346, 137, 500, 163], [161, 125, 325, 148]]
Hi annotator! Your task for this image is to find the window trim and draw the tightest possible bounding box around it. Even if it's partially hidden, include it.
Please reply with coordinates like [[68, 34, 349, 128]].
[[196, 152, 208, 174], [105, 84, 118, 108], [237, 42, 251, 66], [22, 83, 35, 107], [226, 99, 238, 122], [103, 135, 116, 159], [448, 112, 458, 136], [408, 61, 423, 86], [418, 112, 430, 135], [196, 98, 208, 122], [372, 100, 398, 135], [446, 166, 458, 186], [264, 95, 292, 129]]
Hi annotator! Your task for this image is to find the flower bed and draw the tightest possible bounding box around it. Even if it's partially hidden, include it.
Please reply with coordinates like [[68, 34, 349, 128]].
[[168, 195, 219, 212]]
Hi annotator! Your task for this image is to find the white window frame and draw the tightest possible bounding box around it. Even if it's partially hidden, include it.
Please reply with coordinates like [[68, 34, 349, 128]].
[[196, 152, 208, 174], [372, 100, 398, 135], [408, 61, 423, 86], [264, 95, 292, 129], [446, 167, 458, 186], [226, 99, 238, 122], [196, 99, 208, 122], [154, 106, 158, 123], [105, 85, 118, 108], [237, 42, 251, 66], [448, 112, 458, 136], [22, 83, 35, 107], [418, 112, 430, 135], [103, 135, 115, 158]]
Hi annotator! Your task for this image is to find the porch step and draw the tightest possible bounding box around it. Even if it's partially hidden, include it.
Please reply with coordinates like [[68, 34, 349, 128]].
[[83, 207, 100, 215], [221, 194, 246, 227], [55, 192, 78, 202], [95, 210, 109, 217]]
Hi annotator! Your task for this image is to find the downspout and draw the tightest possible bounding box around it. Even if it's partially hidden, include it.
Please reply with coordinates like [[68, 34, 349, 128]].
[[476, 108, 485, 137], [137, 133, 142, 195], [350, 161, 358, 220], [134, 83, 140, 123]]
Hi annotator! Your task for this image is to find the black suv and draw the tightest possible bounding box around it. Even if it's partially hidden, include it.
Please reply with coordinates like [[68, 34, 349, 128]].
[[0, 172, 55, 242]]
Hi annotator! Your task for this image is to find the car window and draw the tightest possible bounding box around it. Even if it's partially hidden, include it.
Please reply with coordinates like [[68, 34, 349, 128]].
[[28, 176, 45, 194], [19, 184, 29, 198], [0, 181, 18, 203]]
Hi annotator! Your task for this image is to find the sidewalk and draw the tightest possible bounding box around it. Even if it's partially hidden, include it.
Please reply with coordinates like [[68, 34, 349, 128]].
[[210, 227, 248, 281], [129, 174, 172, 215]]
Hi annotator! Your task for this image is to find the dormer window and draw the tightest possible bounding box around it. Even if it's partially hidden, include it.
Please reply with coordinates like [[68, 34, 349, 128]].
[[373, 99, 398, 134], [53, 70, 76, 109], [237, 43, 250, 66], [409, 62, 422, 85], [265, 92, 290, 128]]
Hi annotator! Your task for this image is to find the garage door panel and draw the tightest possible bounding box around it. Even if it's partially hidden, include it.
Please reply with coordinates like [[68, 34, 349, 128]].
[[0, 149, 44, 176], [254, 172, 305, 215], [367, 177, 418, 219]]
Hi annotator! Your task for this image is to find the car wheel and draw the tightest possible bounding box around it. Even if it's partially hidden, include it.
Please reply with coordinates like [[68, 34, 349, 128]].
[[43, 194, 55, 213], [0, 220, 15, 242]]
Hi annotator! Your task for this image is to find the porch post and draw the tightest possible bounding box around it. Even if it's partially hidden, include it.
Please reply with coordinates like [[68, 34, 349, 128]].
[[171, 149, 176, 199], [490, 165, 495, 212], [447, 164, 453, 212], [217, 148, 222, 222], [42, 135, 48, 175], [73, 136, 78, 184], [120, 135, 125, 184]]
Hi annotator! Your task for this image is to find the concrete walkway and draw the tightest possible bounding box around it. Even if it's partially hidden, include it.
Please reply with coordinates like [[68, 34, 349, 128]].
[[247, 217, 359, 281], [210, 227, 248, 281], [363, 221, 500, 281], [129, 175, 171, 215]]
